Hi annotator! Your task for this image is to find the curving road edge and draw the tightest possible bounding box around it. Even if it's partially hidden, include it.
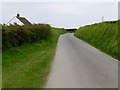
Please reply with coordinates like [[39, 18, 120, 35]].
[[46, 33, 118, 88]]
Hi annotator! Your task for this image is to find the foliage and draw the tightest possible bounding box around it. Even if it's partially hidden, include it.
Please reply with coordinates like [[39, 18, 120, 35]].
[[3, 27, 65, 88], [75, 21, 119, 60], [2, 24, 51, 49]]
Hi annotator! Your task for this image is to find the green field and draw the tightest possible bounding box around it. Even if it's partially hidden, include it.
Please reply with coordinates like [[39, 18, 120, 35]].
[[2, 27, 65, 88], [75, 21, 119, 60]]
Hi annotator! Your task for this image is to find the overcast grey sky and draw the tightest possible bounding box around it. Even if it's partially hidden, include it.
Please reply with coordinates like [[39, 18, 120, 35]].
[[1, 2, 118, 28], [0, 0, 119, 2]]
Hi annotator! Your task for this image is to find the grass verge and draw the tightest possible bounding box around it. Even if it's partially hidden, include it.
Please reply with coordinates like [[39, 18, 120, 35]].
[[2, 27, 65, 88], [75, 21, 118, 60]]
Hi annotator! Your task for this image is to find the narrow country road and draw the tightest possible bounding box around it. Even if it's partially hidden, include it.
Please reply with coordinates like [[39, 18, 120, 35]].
[[46, 33, 118, 88]]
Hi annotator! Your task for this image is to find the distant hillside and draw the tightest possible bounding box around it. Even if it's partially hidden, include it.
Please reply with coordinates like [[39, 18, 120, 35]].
[[75, 21, 119, 60]]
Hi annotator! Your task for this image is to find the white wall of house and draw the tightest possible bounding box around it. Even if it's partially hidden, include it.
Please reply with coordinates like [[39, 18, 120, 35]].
[[8, 17, 24, 25]]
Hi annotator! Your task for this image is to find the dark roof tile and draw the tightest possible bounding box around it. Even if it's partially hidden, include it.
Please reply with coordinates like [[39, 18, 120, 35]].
[[16, 17, 31, 26]]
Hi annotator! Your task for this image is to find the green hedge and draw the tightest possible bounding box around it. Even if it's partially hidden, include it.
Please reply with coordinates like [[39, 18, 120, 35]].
[[2, 24, 51, 49], [75, 21, 118, 60]]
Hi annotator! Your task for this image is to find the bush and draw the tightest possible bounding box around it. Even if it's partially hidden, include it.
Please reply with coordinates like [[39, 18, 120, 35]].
[[75, 21, 119, 60], [2, 24, 51, 49]]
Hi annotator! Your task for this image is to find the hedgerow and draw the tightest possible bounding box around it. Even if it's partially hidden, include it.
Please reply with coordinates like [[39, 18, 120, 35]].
[[2, 24, 51, 49], [75, 21, 119, 60]]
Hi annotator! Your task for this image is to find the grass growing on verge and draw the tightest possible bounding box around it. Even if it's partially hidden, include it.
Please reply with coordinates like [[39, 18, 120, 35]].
[[2, 28, 65, 88], [0, 54, 1, 89], [75, 21, 118, 60]]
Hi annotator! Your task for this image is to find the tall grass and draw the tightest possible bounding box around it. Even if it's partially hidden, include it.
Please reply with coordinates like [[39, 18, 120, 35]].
[[2, 23, 66, 88], [75, 21, 118, 60], [3, 27, 65, 88]]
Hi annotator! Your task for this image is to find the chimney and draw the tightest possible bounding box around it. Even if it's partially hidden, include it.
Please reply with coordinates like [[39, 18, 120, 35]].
[[17, 13, 20, 18]]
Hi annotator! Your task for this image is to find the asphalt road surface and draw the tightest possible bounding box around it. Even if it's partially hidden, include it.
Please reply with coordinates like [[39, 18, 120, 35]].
[[46, 33, 118, 88]]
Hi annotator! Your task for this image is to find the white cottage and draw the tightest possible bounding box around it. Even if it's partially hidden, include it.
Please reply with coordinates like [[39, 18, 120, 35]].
[[7, 13, 32, 26]]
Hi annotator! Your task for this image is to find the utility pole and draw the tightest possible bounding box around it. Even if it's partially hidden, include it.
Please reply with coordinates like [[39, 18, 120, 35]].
[[102, 16, 104, 22]]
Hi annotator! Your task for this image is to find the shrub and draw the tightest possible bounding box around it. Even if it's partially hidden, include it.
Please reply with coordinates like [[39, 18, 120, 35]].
[[2, 24, 51, 49], [75, 21, 119, 60]]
